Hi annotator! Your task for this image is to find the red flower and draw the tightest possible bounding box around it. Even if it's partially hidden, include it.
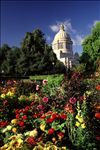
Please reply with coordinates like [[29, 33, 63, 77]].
[[0, 121, 8, 127], [46, 111, 52, 115], [46, 117, 54, 123], [60, 113, 67, 120], [40, 114, 46, 119], [96, 85, 100, 91], [16, 114, 20, 119], [25, 106, 30, 111], [15, 109, 19, 114], [57, 132, 64, 139], [95, 112, 100, 119], [22, 115, 27, 120], [52, 113, 59, 119], [3, 100, 8, 105], [19, 121, 25, 127], [69, 97, 77, 104], [27, 136, 36, 145], [42, 97, 48, 103], [48, 128, 55, 135], [33, 114, 38, 118], [96, 136, 100, 140]]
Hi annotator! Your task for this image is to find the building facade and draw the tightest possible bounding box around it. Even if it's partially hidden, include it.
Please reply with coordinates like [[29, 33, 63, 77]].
[[52, 24, 74, 68]]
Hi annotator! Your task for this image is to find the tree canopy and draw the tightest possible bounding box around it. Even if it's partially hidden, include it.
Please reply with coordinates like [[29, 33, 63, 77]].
[[0, 28, 66, 76], [80, 22, 100, 74]]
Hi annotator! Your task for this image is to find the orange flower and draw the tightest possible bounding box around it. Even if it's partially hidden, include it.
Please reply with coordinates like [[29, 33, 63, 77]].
[[12, 127, 17, 133], [96, 85, 100, 91]]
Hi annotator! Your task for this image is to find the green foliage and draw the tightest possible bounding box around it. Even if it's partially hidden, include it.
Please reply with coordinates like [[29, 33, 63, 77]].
[[41, 74, 64, 96], [0, 73, 100, 149], [80, 22, 100, 75], [30, 74, 63, 81], [0, 28, 65, 76]]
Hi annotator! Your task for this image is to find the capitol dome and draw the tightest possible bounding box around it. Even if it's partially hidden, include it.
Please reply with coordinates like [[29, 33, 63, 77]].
[[53, 24, 72, 44], [52, 24, 73, 68]]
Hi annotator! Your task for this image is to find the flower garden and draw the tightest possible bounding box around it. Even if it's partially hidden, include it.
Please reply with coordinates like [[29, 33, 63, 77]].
[[0, 73, 100, 150]]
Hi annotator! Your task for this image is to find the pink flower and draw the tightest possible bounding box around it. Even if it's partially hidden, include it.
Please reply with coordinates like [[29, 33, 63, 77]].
[[36, 84, 39, 91], [42, 97, 48, 103], [37, 105, 44, 110], [69, 97, 77, 104], [42, 79, 48, 85]]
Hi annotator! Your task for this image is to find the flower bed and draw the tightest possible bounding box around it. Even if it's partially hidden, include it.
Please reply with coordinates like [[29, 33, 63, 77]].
[[0, 73, 100, 150]]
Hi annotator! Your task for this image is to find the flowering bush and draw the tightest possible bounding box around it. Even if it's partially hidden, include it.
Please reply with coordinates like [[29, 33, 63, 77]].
[[0, 74, 100, 149]]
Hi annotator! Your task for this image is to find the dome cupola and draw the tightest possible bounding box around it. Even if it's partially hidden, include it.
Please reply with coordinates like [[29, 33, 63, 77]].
[[52, 24, 72, 44], [52, 24, 73, 67]]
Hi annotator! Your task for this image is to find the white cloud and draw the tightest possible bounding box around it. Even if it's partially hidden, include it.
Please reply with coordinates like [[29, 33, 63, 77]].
[[62, 20, 76, 33], [93, 20, 100, 26], [72, 34, 84, 46], [49, 25, 59, 32], [49, 19, 84, 46], [50, 19, 76, 33], [88, 20, 100, 28]]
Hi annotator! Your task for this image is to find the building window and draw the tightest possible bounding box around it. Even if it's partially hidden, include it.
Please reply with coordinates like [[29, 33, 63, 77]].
[[58, 42, 63, 49]]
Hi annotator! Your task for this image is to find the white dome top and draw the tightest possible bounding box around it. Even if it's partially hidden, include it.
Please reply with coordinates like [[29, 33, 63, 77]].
[[52, 25, 72, 43]]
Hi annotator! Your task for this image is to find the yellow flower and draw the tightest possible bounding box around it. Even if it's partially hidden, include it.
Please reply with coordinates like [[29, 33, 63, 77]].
[[7, 125, 12, 131], [11, 119, 17, 124], [0, 143, 8, 149], [78, 117, 84, 123], [17, 138, 23, 144], [75, 121, 80, 127], [15, 138, 23, 148], [86, 91, 91, 96], [24, 131, 30, 136], [6, 91, 14, 97], [81, 123, 86, 129], [18, 95, 27, 101], [75, 115, 84, 123], [75, 115, 80, 120], [1, 93, 6, 98], [29, 129, 38, 137], [2, 128, 7, 133], [40, 123, 46, 131], [12, 128, 17, 133]]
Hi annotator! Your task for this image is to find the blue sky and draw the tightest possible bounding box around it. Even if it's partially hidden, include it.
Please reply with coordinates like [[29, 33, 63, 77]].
[[1, 0, 100, 54]]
